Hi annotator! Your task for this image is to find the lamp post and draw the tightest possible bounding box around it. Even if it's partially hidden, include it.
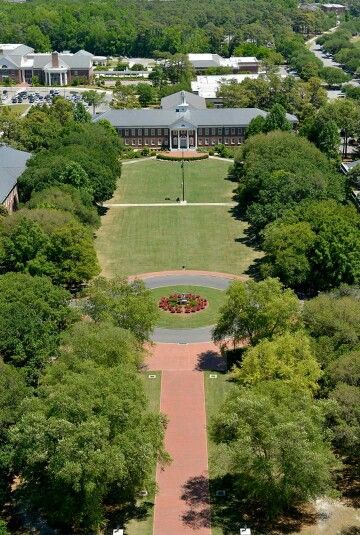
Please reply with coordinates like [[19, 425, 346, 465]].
[[181, 149, 185, 203]]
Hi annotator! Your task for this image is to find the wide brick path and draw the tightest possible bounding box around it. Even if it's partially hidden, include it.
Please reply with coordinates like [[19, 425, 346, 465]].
[[148, 342, 225, 534]]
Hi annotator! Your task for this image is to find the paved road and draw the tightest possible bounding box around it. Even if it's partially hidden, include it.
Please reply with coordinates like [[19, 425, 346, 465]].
[[140, 273, 233, 343]]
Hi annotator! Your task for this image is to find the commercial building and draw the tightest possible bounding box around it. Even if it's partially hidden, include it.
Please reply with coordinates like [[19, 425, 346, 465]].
[[191, 73, 262, 104], [0, 44, 107, 85], [0, 145, 30, 212], [95, 91, 297, 151], [188, 54, 260, 74]]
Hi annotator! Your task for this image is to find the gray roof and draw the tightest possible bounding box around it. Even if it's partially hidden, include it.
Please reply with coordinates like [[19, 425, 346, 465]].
[[32, 53, 92, 69], [0, 145, 31, 202], [191, 60, 220, 68], [161, 91, 206, 110], [341, 160, 360, 173], [96, 107, 298, 128]]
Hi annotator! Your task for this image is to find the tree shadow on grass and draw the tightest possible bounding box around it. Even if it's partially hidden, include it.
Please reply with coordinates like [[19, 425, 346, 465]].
[[105, 500, 155, 534], [196, 350, 227, 372], [181, 475, 211, 530], [209, 474, 319, 535]]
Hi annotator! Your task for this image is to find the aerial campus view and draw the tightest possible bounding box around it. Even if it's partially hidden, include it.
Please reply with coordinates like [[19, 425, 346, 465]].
[[0, 0, 360, 534]]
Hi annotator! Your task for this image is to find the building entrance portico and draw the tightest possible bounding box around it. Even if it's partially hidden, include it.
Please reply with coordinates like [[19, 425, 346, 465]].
[[170, 128, 197, 150]]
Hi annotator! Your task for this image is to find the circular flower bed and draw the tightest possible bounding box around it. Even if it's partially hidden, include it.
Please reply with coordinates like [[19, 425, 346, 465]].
[[159, 293, 208, 314]]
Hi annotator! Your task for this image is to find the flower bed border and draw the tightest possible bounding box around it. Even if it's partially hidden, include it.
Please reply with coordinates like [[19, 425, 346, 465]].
[[159, 293, 208, 314], [156, 151, 209, 161]]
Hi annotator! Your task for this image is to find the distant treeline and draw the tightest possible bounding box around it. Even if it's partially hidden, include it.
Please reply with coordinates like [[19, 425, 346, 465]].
[[0, 0, 334, 57]]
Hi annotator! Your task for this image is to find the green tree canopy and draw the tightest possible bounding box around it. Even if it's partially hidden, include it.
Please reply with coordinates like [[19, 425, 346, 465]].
[[233, 331, 321, 392], [0, 273, 76, 382], [85, 277, 159, 344], [11, 357, 168, 531], [213, 278, 301, 346], [210, 381, 337, 517]]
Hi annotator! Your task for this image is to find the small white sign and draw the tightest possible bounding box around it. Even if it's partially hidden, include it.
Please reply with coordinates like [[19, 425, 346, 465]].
[[210, 374, 218, 379], [113, 530, 124, 535], [148, 374, 157, 379]]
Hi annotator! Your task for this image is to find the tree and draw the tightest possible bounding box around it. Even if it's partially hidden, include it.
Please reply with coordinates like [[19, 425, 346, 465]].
[[303, 290, 360, 366], [328, 383, 360, 456], [0, 210, 99, 287], [328, 351, 360, 387], [263, 104, 292, 133], [60, 321, 143, 369], [0, 273, 76, 382], [27, 185, 100, 228], [210, 381, 337, 517], [11, 357, 168, 531], [246, 115, 266, 138], [262, 200, 360, 292], [137, 83, 156, 107], [85, 277, 159, 344], [0, 520, 10, 535], [73, 102, 91, 123], [213, 278, 301, 346], [0, 361, 28, 506], [321, 67, 351, 88], [58, 161, 93, 197], [232, 331, 321, 392], [25, 24, 51, 52], [261, 221, 315, 286], [82, 90, 106, 114]]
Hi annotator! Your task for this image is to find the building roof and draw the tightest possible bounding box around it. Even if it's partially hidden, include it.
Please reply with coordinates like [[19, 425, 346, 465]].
[[161, 91, 207, 110], [191, 73, 262, 99], [95, 106, 297, 128], [341, 160, 360, 174], [0, 145, 31, 202], [188, 53, 260, 70]]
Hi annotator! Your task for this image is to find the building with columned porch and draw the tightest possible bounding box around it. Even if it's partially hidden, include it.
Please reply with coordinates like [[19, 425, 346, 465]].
[[0, 44, 106, 85], [95, 91, 297, 151]]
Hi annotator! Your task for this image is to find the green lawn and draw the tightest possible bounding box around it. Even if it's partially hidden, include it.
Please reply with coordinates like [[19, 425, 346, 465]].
[[111, 159, 235, 204], [126, 372, 161, 535], [96, 205, 261, 277], [151, 285, 226, 328], [204, 371, 235, 535], [2, 104, 30, 116]]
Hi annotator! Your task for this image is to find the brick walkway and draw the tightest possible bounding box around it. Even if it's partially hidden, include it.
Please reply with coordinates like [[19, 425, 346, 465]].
[[148, 342, 225, 534]]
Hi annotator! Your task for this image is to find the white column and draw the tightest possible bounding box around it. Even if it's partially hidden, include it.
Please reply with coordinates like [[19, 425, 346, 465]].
[[169, 130, 172, 150], [64, 72, 68, 85], [177, 130, 180, 150], [186, 130, 189, 150], [60, 73, 63, 86], [195, 128, 197, 149]]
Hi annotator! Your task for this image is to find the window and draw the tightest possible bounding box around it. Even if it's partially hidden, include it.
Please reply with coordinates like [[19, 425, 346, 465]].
[[211, 128, 216, 135], [205, 138, 209, 145], [205, 128, 209, 135], [151, 128, 155, 136], [225, 128, 229, 135], [144, 128, 149, 135], [132, 139, 136, 145], [224, 138, 229, 145], [198, 128, 203, 135], [125, 139, 129, 145], [238, 127, 244, 135], [157, 128, 161, 135], [211, 139, 216, 145], [145, 139, 149, 145], [198, 138, 203, 146], [237, 138, 241, 145], [138, 139, 142, 145], [231, 128, 235, 135], [164, 128, 169, 135], [151, 138, 155, 145], [231, 138, 235, 145], [218, 138, 223, 144], [125, 129, 129, 136], [138, 128, 142, 135], [157, 138, 162, 145], [131, 128, 136, 136], [218, 128, 222, 135]]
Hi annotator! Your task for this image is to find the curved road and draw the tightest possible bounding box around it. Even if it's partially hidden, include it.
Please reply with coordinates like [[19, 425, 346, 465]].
[[138, 272, 236, 343]]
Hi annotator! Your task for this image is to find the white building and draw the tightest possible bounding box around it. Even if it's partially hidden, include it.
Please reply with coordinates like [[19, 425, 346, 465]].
[[191, 73, 262, 104], [188, 53, 260, 73]]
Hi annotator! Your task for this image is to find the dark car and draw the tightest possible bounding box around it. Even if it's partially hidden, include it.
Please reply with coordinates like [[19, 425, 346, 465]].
[[11, 97, 17, 103]]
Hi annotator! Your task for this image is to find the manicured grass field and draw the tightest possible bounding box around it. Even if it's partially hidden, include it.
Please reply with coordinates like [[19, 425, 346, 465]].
[[151, 285, 226, 328], [126, 372, 161, 535], [96, 205, 261, 277], [2, 104, 30, 116], [204, 371, 235, 535], [111, 159, 235, 204]]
